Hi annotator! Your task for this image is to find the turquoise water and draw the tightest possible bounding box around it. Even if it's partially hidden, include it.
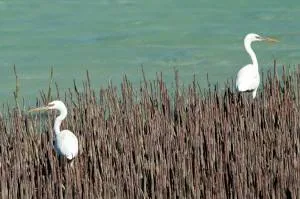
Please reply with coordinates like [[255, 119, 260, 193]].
[[0, 0, 299, 104]]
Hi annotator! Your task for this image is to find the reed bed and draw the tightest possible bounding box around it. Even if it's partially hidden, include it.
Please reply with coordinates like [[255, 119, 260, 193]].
[[1, 65, 300, 198]]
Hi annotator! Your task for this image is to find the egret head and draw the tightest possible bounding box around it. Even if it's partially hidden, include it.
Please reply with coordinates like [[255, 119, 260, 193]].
[[29, 100, 67, 112], [245, 33, 279, 43], [47, 100, 66, 110]]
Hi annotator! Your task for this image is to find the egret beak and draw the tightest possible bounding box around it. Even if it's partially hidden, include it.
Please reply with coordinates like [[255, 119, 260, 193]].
[[28, 106, 49, 113], [264, 37, 279, 43]]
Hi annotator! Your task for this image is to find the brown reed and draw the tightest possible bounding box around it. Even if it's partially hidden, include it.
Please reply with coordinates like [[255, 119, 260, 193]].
[[1, 64, 300, 198]]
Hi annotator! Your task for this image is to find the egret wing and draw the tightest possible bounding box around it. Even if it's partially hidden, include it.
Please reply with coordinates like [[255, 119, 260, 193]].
[[236, 64, 259, 92], [55, 130, 79, 160]]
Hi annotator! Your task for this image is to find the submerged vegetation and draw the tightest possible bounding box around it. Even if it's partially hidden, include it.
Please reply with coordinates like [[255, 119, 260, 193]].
[[1, 64, 300, 198]]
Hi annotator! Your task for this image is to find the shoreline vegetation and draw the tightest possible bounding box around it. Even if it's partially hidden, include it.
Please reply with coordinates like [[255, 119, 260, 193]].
[[1, 63, 300, 198]]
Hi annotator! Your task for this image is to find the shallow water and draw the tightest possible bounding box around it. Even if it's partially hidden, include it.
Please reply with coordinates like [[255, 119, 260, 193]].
[[0, 0, 299, 105]]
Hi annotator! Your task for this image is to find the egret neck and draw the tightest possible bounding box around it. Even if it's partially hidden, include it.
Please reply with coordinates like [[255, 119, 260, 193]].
[[54, 106, 67, 135], [244, 38, 258, 71]]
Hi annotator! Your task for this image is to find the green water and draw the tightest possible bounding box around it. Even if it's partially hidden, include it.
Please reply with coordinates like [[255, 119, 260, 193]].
[[0, 0, 299, 104]]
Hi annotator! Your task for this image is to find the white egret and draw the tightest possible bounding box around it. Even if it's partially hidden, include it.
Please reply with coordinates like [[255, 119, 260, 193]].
[[236, 33, 278, 98], [29, 100, 78, 160]]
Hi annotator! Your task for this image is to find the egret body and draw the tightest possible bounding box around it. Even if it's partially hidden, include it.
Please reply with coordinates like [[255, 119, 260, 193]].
[[236, 33, 278, 98], [29, 100, 78, 160]]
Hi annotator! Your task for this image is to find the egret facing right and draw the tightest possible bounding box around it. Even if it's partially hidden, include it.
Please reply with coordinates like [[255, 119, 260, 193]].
[[236, 33, 278, 98]]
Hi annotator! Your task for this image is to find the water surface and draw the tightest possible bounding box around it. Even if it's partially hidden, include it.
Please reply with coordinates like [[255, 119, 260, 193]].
[[0, 0, 299, 105]]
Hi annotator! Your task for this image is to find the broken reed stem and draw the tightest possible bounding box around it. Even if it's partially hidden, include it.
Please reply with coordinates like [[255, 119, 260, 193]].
[[47, 67, 54, 103], [13, 65, 21, 116], [1, 63, 300, 198]]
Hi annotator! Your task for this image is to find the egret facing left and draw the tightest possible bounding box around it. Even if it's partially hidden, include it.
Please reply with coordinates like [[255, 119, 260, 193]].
[[29, 100, 79, 160]]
